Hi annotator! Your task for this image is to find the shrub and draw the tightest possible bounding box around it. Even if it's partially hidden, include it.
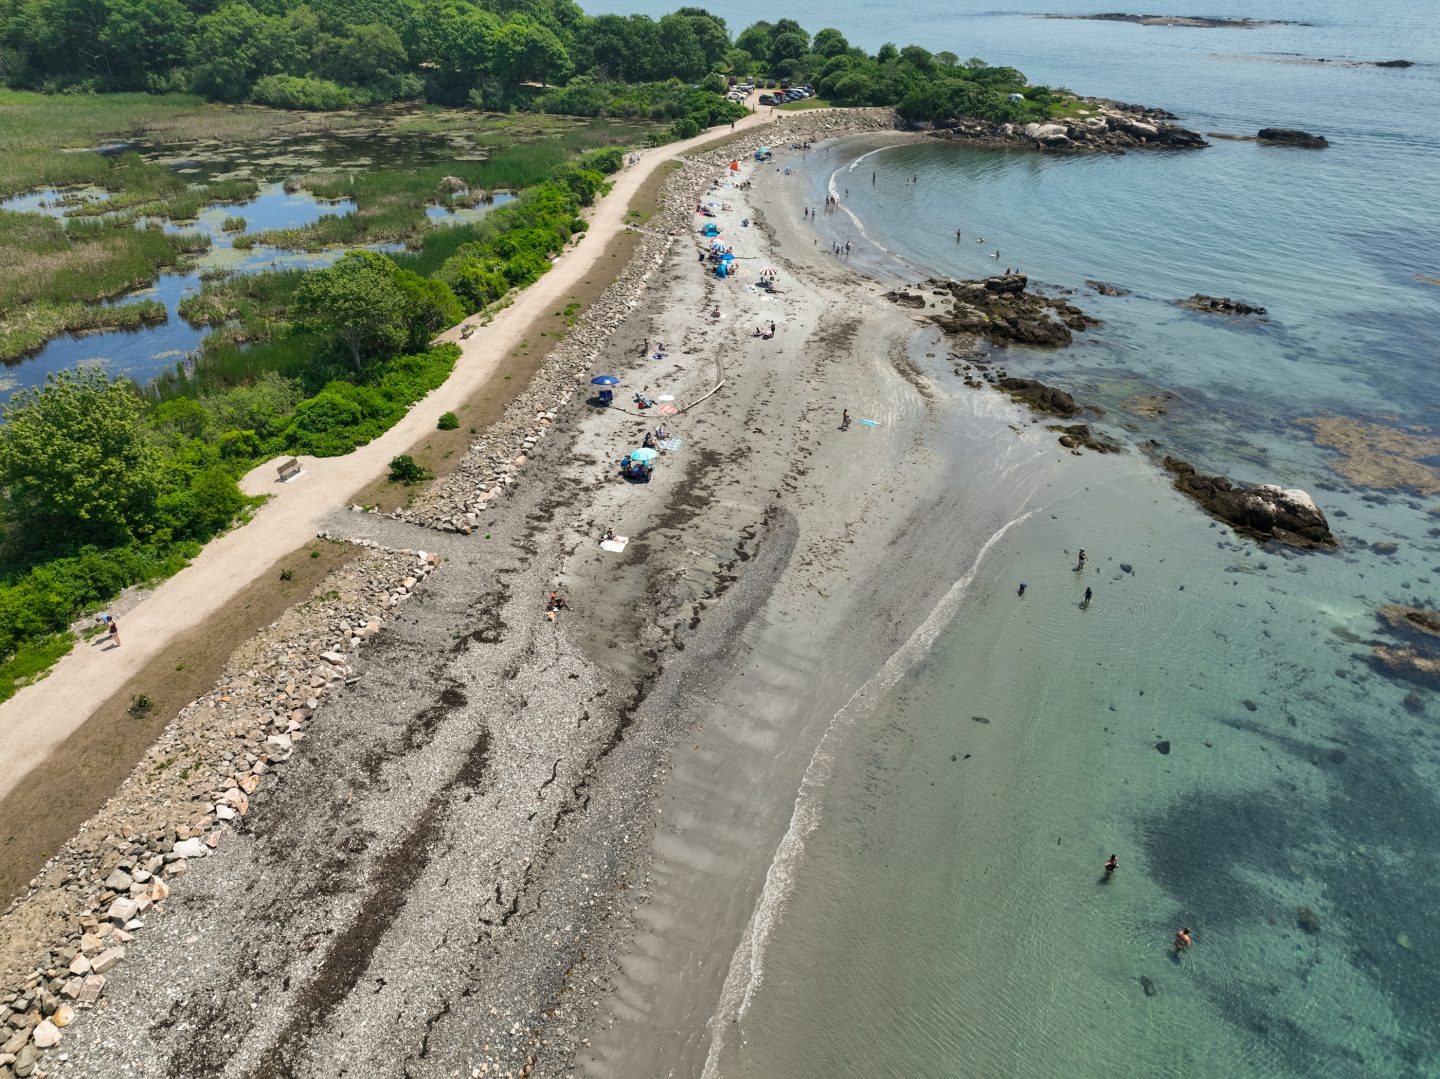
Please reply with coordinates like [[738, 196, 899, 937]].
[[252, 75, 355, 111], [388, 455, 431, 484], [437, 411, 459, 430], [221, 215, 247, 232]]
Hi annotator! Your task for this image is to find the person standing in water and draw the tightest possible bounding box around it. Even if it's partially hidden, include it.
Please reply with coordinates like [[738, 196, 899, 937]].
[[1174, 927, 1193, 953], [1076, 548, 1087, 570], [956, 228, 962, 243], [1083, 586, 1093, 607], [1103, 854, 1118, 880], [1017, 582, 1027, 597]]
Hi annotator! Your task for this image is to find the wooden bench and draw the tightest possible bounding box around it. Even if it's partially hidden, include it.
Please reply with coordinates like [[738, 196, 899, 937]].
[[276, 457, 302, 482]]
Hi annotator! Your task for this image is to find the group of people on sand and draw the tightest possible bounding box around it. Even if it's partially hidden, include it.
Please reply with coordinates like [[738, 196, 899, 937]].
[[752, 320, 776, 339]]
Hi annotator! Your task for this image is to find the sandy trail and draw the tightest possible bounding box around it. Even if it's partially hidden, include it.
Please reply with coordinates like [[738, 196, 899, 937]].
[[0, 105, 772, 806]]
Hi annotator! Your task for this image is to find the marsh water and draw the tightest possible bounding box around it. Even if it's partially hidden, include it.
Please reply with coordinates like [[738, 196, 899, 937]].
[[578, 0, 1440, 1074], [0, 128, 513, 400]]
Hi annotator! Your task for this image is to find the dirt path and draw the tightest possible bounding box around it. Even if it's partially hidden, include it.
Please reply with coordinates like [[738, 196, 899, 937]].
[[0, 104, 775, 806]]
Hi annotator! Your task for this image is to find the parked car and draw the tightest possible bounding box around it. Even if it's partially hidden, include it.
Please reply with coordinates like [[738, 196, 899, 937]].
[[759, 94, 777, 106]]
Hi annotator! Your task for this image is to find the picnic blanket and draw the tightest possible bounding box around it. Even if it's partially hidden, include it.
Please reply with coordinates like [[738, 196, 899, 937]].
[[659, 438, 683, 452], [600, 537, 629, 553]]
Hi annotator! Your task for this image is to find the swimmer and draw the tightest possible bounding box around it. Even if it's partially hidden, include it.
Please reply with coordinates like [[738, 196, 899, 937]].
[[1017, 582, 1027, 597], [1174, 927, 1192, 953], [992, 250, 1001, 259], [1103, 854, 1118, 879]]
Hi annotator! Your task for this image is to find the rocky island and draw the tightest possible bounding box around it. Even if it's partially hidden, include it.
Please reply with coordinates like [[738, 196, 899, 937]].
[[1043, 13, 1310, 28]]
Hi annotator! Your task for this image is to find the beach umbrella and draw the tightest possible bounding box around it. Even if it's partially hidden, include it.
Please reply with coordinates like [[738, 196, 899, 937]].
[[720, 252, 735, 262], [759, 267, 778, 280], [631, 447, 659, 464], [709, 238, 727, 249], [590, 374, 619, 385]]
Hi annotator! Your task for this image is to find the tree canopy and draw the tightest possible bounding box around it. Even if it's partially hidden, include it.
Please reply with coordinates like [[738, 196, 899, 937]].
[[0, 1, 1042, 124]]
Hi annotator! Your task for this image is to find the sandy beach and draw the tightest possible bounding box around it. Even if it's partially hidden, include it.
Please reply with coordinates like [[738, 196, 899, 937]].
[[0, 114, 1089, 1079]]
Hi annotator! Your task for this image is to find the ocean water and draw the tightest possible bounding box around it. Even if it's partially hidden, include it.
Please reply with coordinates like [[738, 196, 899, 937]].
[[578, 0, 1440, 1075]]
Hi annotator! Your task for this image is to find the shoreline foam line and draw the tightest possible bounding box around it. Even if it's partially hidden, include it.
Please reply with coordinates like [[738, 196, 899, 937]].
[[700, 506, 1035, 1078]]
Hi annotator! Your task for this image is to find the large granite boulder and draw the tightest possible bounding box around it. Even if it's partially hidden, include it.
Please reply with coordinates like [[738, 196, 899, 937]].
[[1163, 458, 1337, 549]]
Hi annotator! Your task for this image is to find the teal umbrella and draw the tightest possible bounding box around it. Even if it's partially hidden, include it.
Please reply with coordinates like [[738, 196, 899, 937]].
[[630, 447, 658, 464]]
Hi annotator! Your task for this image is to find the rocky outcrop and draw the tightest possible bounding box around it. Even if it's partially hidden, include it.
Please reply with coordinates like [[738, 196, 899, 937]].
[[1180, 293, 1267, 316], [906, 273, 1099, 349], [1051, 423, 1123, 452], [1163, 457, 1337, 549], [1372, 645, 1440, 684], [1374, 59, 1415, 68], [998, 378, 1081, 417], [1257, 128, 1329, 148], [926, 100, 1207, 154]]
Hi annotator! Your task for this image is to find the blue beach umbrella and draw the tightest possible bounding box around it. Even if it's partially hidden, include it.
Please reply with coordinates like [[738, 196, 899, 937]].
[[591, 374, 620, 385], [630, 447, 659, 464]]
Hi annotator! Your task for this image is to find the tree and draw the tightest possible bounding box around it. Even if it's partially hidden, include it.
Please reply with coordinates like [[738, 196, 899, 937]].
[[768, 30, 808, 70], [100, 0, 193, 84], [810, 28, 848, 58], [188, 3, 300, 100], [491, 16, 568, 85], [324, 22, 408, 88], [293, 252, 410, 372], [0, 369, 161, 547], [655, 12, 704, 80], [734, 21, 772, 66]]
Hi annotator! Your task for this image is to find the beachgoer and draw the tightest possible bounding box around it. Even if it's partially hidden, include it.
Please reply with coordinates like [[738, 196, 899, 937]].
[[107, 617, 120, 647], [769, 321, 776, 336], [1174, 927, 1192, 953], [872, 171, 876, 184], [1077, 548, 1087, 570], [1103, 854, 1118, 879], [844, 240, 851, 257], [1017, 582, 1027, 597], [600, 528, 615, 544], [803, 206, 808, 219], [643, 431, 657, 449], [841, 409, 851, 430], [654, 425, 669, 441], [956, 228, 963, 243], [1084, 587, 1093, 605]]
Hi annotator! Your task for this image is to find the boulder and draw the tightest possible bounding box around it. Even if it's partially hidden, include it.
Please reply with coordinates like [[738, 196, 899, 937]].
[[31, 1021, 60, 1049], [1257, 128, 1329, 148], [172, 837, 209, 859], [1163, 457, 1337, 549]]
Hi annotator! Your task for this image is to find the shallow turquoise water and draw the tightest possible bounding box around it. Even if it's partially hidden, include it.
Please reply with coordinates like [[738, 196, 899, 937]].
[[577, 0, 1440, 1075]]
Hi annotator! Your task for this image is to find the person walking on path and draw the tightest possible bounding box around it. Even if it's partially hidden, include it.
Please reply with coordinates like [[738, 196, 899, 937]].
[[840, 409, 851, 430], [106, 616, 120, 648]]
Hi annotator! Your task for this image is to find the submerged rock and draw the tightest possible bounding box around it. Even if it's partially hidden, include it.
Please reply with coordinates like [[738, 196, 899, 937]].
[[1139, 974, 1157, 997], [1156, 740, 1171, 755], [1180, 293, 1267, 316], [1378, 605, 1440, 638], [1085, 279, 1132, 296], [1257, 128, 1330, 148], [1297, 906, 1322, 934], [1162, 457, 1338, 549], [1372, 644, 1440, 685]]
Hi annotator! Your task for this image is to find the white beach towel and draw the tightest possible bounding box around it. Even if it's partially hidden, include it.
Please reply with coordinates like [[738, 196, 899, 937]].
[[600, 537, 629, 553]]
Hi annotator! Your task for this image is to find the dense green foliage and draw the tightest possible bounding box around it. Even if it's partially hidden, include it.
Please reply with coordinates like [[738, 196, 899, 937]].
[[1, 0, 1054, 130]]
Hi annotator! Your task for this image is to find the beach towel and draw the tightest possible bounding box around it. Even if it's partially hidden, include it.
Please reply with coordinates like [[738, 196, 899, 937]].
[[659, 438, 683, 451], [860, 418, 880, 426], [600, 537, 629, 553]]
